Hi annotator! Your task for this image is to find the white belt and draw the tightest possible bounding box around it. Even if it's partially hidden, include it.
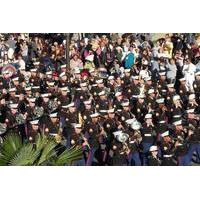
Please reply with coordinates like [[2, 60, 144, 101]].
[[144, 134, 151, 137], [49, 133, 57, 136], [163, 155, 173, 158]]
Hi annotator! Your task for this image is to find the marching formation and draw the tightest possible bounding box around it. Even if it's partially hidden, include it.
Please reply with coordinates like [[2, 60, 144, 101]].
[[0, 33, 200, 166]]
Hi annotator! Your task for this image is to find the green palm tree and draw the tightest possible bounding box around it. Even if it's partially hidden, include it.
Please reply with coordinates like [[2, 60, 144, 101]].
[[0, 133, 83, 166]]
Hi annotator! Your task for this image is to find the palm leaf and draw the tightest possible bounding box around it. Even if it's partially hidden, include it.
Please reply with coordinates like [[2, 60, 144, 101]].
[[0, 133, 23, 165], [36, 136, 57, 165], [9, 143, 40, 166], [54, 146, 83, 166]]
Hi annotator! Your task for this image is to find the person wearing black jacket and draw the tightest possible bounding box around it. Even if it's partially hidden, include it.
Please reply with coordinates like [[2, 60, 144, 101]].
[[148, 145, 161, 166]]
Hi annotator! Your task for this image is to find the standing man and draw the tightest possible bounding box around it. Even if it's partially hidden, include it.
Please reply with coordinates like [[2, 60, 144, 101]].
[[183, 58, 196, 92]]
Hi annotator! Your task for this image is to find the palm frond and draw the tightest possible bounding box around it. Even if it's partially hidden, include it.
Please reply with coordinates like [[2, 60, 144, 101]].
[[54, 146, 83, 166], [36, 136, 57, 165], [9, 143, 40, 166], [0, 133, 84, 166], [0, 133, 23, 165]]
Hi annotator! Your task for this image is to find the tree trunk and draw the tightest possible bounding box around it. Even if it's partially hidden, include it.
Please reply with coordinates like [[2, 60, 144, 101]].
[[66, 33, 70, 67]]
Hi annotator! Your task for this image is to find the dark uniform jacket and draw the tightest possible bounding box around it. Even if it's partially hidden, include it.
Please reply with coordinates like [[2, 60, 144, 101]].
[[160, 140, 176, 166], [141, 123, 156, 144], [148, 155, 161, 166]]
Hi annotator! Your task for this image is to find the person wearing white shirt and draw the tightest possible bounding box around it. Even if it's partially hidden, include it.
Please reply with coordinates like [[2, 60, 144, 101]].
[[182, 59, 196, 92]]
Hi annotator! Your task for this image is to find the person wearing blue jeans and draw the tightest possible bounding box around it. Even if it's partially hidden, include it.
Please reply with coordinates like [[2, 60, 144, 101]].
[[142, 142, 153, 165], [128, 151, 141, 166], [86, 147, 98, 166]]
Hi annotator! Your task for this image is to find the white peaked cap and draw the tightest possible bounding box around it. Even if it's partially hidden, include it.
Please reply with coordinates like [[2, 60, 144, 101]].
[[148, 89, 155, 94], [149, 145, 158, 152], [189, 94, 195, 100], [10, 103, 18, 109], [28, 98, 36, 103], [96, 79, 103, 84], [74, 124, 82, 128], [173, 95, 180, 101], [145, 113, 152, 119], [41, 93, 49, 98], [12, 77, 19, 81], [90, 113, 100, 118], [49, 113, 58, 118], [84, 100, 92, 105], [107, 108, 115, 113], [33, 62, 40, 66], [98, 90, 106, 96], [187, 109, 195, 114], [30, 68, 37, 72], [30, 120, 39, 125], [156, 98, 165, 104], [167, 84, 174, 88], [59, 72, 66, 77], [66, 102, 75, 108], [60, 64, 66, 68], [121, 101, 130, 107], [124, 69, 131, 73], [48, 82, 55, 86], [108, 75, 115, 80], [138, 94, 145, 98], [173, 120, 182, 126], [195, 71, 200, 76], [179, 77, 186, 81], [46, 71, 52, 75], [115, 92, 122, 97], [25, 87, 31, 91], [9, 88, 16, 92], [161, 131, 169, 137], [32, 86, 40, 89], [80, 82, 87, 87], [159, 72, 166, 76]]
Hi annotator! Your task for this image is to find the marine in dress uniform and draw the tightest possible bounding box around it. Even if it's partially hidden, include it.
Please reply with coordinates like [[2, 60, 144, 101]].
[[132, 94, 148, 123], [157, 72, 168, 96], [85, 113, 102, 166], [120, 100, 135, 127], [113, 92, 123, 110], [61, 102, 79, 143], [57, 87, 71, 109], [28, 119, 41, 142], [126, 127, 142, 166], [126, 76, 141, 100], [193, 71, 200, 104], [148, 145, 161, 166], [160, 131, 177, 166], [146, 88, 157, 112], [178, 78, 189, 107], [107, 131, 128, 166], [81, 100, 94, 126], [141, 113, 156, 165], [70, 124, 86, 166]]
